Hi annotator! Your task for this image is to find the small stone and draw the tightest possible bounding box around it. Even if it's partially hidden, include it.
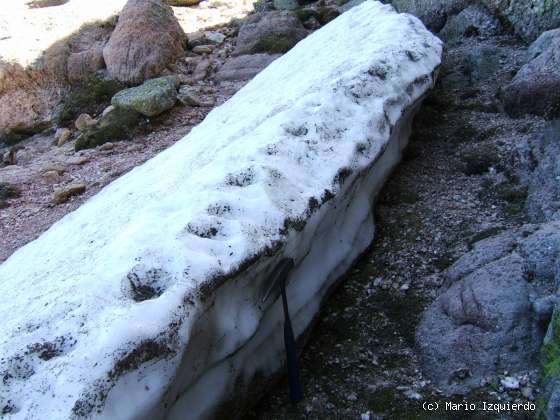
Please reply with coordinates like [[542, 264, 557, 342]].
[[346, 392, 358, 401], [99, 142, 114, 151], [53, 183, 86, 204], [205, 31, 226, 45], [521, 386, 534, 400], [192, 59, 212, 81], [361, 412, 372, 420], [54, 128, 72, 146], [184, 56, 199, 65], [192, 45, 214, 54], [177, 87, 214, 107], [75, 113, 97, 131], [43, 170, 60, 183], [500, 377, 520, 390], [187, 31, 226, 48], [404, 389, 423, 400], [68, 156, 91, 166], [45, 164, 66, 175], [303, 16, 321, 30]]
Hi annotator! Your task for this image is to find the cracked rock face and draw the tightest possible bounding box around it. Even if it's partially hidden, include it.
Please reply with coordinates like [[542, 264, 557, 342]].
[[0, 3, 442, 419], [417, 224, 560, 395], [500, 29, 560, 120]]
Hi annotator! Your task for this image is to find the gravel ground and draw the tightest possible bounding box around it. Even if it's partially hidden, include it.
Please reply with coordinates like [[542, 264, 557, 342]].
[[247, 35, 545, 420]]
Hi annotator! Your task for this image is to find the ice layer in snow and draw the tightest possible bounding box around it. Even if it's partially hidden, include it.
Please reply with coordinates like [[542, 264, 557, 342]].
[[0, 2, 442, 419]]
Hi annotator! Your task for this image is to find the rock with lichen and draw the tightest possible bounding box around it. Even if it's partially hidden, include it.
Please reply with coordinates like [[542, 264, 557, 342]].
[[111, 76, 180, 117]]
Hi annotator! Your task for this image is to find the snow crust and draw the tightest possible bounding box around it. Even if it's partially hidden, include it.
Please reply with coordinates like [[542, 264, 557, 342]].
[[0, 2, 442, 419]]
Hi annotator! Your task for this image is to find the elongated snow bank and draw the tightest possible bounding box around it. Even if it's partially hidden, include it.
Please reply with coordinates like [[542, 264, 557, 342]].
[[0, 2, 441, 419]]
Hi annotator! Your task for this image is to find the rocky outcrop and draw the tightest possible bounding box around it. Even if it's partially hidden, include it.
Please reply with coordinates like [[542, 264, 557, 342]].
[[517, 121, 560, 223], [391, 0, 560, 42], [234, 11, 307, 55], [500, 29, 560, 120], [390, 0, 470, 32], [0, 3, 441, 418], [417, 225, 553, 395], [103, 0, 186, 84], [482, 0, 560, 42], [439, 4, 502, 43], [514, 121, 560, 417], [111, 76, 179, 116]]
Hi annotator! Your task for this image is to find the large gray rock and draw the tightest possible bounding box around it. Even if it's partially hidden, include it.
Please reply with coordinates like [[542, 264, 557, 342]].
[[234, 11, 307, 55], [500, 29, 560, 120], [439, 4, 502, 43], [439, 45, 501, 91], [215, 54, 281, 81], [111, 76, 179, 117], [390, 0, 470, 32], [103, 0, 186, 84], [517, 121, 560, 223], [482, 0, 560, 42], [528, 28, 560, 61], [417, 224, 560, 395], [392, 0, 560, 41]]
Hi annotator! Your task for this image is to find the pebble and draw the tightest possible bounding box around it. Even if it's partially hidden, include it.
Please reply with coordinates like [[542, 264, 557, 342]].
[[404, 389, 423, 400], [204, 31, 226, 45], [346, 392, 358, 401], [500, 376, 520, 390], [521, 386, 534, 400], [54, 128, 72, 146], [99, 142, 114, 151], [53, 183, 86, 204], [192, 45, 214, 54], [42, 170, 60, 183], [45, 164, 66, 175], [74, 113, 97, 131], [67, 156, 91, 166]]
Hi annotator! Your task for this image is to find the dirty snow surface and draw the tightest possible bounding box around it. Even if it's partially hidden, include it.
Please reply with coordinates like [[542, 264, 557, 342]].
[[0, 2, 441, 419]]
